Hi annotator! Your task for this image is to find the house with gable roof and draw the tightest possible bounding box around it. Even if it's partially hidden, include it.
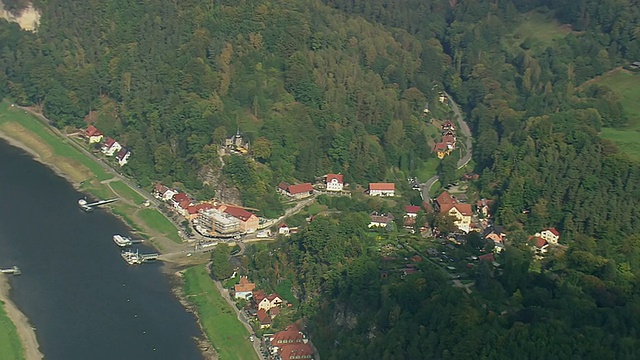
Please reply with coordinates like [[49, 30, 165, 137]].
[[253, 290, 284, 312], [278, 223, 290, 236], [85, 125, 104, 144], [101, 137, 122, 156], [153, 184, 178, 201], [278, 182, 314, 199], [325, 173, 344, 192], [279, 343, 314, 360], [256, 309, 271, 329], [368, 182, 395, 197], [369, 212, 395, 228], [269, 324, 307, 354], [537, 228, 560, 244], [116, 148, 131, 166], [234, 276, 256, 299], [435, 191, 472, 233], [220, 205, 259, 233]]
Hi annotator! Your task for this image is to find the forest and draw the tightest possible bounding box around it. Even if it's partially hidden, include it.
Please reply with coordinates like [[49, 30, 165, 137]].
[[2, 0, 640, 358]]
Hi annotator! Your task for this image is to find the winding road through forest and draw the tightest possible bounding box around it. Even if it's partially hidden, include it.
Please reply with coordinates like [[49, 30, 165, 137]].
[[420, 92, 473, 201]]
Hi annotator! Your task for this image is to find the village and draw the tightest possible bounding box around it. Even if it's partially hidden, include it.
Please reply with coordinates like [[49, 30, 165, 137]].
[[76, 96, 564, 360]]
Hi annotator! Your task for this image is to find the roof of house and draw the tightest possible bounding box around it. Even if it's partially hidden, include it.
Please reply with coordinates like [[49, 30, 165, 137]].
[[269, 307, 280, 316], [442, 135, 456, 144], [234, 276, 256, 293], [279, 223, 289, 229], [436, 191, 455, 206], [453, 203, 473, 216], [172, 193, 189, 203], [188, 203, 214, 215], [288, 183, 314, 194], [369, 182, 395, 191], [477, 198, 495, 207], [104, 137, 116, 147], [434, 142, 448, 152], [85, 125, 102, 137], [532, 237, 547, 248], [154, 184, 169, 194], [253, 290, 266, 303], [406, 205, 421, 214], [442, 120, 455, 128], [326, 173, 344, 183], [278, 182, 289, 191], [279, 343, 313, 360], [116, 148, 129, 160], [179, 200, 191, 209], [546, 228, 560, 237], [370, 212, 395, 223], [486, 233, 503, 243], [257, 309, 271, 324], [267, 293, 282, 302], [270, 324, 304, 344], [224, 206, 255, 222]]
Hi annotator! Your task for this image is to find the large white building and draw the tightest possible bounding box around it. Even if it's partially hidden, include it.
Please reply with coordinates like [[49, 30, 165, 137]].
[[198, 208, 240, 234], [325, 174, 344, 192], [368, 183, 395, 197]]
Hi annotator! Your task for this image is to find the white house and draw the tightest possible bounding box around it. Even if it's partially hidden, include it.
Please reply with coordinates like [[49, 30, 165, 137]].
[[325, 174, 344, 192], [537, 228, 560, 244], [234, 276, 255, 300], [116, 148, 130, 166], [278, 223, 290, 236], [368, 183, 395, 197], [102, 138, 122, 156]]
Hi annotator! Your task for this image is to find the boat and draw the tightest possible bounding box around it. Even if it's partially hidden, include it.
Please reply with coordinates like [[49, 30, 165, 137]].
[[113, 234, 133, 247], [121, 249, 142, 265]]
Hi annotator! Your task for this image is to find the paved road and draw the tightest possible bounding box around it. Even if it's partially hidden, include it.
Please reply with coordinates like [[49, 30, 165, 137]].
[[420, 92, 473, 201]]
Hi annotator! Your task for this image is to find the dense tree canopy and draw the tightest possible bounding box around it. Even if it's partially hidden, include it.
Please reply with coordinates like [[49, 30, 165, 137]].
[[2, 0, 640, 358]]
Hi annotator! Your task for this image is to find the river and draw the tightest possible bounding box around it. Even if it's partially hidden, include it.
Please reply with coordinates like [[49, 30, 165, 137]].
[[0, 139, 204, 359]]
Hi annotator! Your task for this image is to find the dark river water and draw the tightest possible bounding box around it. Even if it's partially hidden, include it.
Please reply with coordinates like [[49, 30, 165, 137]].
[[0, 139, 203, 360]]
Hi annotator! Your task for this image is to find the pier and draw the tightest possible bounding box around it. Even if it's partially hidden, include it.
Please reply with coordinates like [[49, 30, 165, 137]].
[[78, 198, 118, 212], [0, 266, 21, 275], [140, 253, 158, 262]]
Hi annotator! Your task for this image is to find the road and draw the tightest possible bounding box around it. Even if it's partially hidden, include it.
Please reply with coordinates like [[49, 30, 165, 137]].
[[420, 92, 473, 201]]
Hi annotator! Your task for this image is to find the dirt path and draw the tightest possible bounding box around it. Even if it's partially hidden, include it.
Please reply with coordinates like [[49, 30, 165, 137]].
[[0, 275, 43, 360]]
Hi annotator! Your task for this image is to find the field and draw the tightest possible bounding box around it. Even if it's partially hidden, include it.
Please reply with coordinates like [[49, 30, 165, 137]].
[[502, 8, 572, 52], [590, 69, 640, 161], [183, 266, 258, 360], [0, 303, 24, 360], [138, 209, 182, 243]]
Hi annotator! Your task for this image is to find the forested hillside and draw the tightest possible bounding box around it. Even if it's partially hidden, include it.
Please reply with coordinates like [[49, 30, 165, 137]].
[[2, 0, 640, 358]]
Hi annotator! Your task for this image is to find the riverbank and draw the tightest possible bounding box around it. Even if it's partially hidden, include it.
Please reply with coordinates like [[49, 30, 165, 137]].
[[0, 275, 42, 360], [0, 100, 261, 359]]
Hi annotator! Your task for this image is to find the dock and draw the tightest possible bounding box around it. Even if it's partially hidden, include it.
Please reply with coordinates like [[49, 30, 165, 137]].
[[79, 198, 118, 212], [0, 266, 21, 275]]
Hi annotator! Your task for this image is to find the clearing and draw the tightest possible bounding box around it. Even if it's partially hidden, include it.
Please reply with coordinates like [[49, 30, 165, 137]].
[[502, 8, 573, 52], [589, 69, 640, 161]]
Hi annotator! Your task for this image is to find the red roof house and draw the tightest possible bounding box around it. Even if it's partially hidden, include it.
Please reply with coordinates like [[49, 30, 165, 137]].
[[368, 183, 395, 196], [279, 343, 314, 360], [257, 309, 271, 328]]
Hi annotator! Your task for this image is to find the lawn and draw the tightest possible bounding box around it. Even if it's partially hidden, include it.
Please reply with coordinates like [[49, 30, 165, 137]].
[[183, 266, 258, 360], [590, 69, 640, 161], [0, 101, 112, 181], [138, 208, 182, 243], [109, 181, 146, 205], [0, 303, 24, 360]]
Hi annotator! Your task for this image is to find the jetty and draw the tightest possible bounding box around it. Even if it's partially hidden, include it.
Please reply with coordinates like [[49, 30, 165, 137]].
[[121, 250, 159, 265], [0, 266, 21, 275], [78, 197, 118, 212]]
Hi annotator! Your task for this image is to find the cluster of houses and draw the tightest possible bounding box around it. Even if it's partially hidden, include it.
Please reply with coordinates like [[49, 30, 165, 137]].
[[433, 120, 457, 159], [233, 276, 286, 329], [153, 184, 259, 236], [85, 125, 131, 166]]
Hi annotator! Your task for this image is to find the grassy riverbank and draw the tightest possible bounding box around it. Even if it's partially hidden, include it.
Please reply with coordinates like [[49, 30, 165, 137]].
[[0, 303, 24, 360], [0, 101, 182, 248], [183, 265, 258, 360]]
